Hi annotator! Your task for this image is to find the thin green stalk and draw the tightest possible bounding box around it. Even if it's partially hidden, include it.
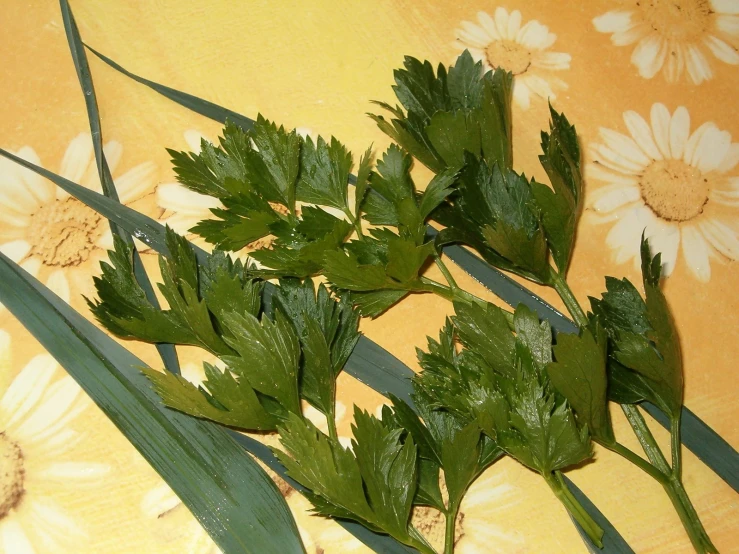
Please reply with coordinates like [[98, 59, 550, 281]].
[[343, 208, 364, 240], [326, 412, 338, 443], [601, 439, 668, 484], [622, 405, 717, 553], [549, 268, 588, 328], [545, 471, 604, 548], [434, 254, 459, 292], [671, 411, 683, 481], [621, 405, 671, 473], [444, 504, 460, 554]]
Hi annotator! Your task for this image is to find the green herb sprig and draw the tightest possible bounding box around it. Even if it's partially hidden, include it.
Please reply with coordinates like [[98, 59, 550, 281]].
[[87, 51, 719, 553]]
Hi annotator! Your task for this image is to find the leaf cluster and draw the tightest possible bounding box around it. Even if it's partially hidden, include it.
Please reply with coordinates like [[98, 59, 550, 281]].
[[590, 236, 684, 417], [89, 228, 361, 431], [372, 50, 584, 282], [413, 304, 593, 477]]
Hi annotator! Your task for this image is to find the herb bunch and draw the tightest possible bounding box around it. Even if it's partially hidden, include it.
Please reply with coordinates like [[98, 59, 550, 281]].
[[88, 51, 718, 553]]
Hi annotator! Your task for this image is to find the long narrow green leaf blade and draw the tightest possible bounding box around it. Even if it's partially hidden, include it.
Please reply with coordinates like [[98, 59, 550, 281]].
[[60, 0, 179, 375], [85, 44, 255, 132], [0, 253, 304, 554]]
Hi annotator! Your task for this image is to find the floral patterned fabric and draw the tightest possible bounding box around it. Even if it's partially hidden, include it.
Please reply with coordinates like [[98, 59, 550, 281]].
[[1, 1, 737, 552]]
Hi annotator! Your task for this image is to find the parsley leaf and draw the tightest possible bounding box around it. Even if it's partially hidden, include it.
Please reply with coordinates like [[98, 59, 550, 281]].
[[590, 236, 684, 417], [370, 50, 512, 173], [297, 135, 352, 211], [141, 363, 276, 430], [89, 229, 260, 356], [546, 323, 614, 443], [530, 106, 582, 276], [416, 304, 592, 477], [271, 279, 360, 423], [275, 410, 428, 551]]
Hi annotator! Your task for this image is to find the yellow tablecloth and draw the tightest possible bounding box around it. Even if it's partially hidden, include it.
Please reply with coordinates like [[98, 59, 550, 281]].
[[1, 1, 737, 552]]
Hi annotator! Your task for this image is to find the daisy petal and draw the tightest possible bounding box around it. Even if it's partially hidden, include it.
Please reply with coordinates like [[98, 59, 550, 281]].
[[15, 375, 81, 443], [38, 429, 80, 457], [39, 462, 111, 481], [647, 223, 681, 276], [611, 22, 650, 47], [607, 205, 657, 265], [600, 128, 651, 167], [20, 257, 42, 277], [531, 51, 571, 70], [593, 143, 649, 174], [683, 122, 717, 169], [512, 81, 531, 110], [0, 240, 31, 263], [103, 140, 123, 175], [623, 110, 663, 160], [46, 270, 70, 304], [711, 188, 739, 207], [116, 161, 157, 204], [455, 30, 489, 50], [664, 42, 685, 82], [477, 11, 502, 40], [712, 0, 739, 15], [631, 34, 668, 78], [30, 498, 85, 538], [699, 218, 739, 259], [16, 146, 53, 205], [716, 14, 739, 35], [682, 225, 712, 282], [461, 20, 492, 44], [717, 143, 739, 172], [521, 74, 555, 100], [586, 162, 640, 186], [651, 103, 672, 159], [0, 519, 36, 554], [1, 354, 57, 429], [141, 483, 180, 518], [494, 7, 510, 39], [184, 130, 209, 153], [668, 106, 690, 160], [59, 133, 94, 184], [592, 11, 632, 33], [694, 129, 732, 174], [704, 35, 739, 65], [156, 183, 220, 213], [0, 162, 43, 215], [507, 9, 522, 37], [517, 21, 554, 49], [590, 184, 641, 213], [685, 43, 713, 84]]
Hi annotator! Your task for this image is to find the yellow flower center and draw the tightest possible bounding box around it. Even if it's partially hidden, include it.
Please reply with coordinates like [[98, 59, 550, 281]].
[[485, 40, 532, 75], [28, 197, 104, 266], [638, 0, 713, 41], [0, 432, 25, 518], [640, 159, 709, 221]]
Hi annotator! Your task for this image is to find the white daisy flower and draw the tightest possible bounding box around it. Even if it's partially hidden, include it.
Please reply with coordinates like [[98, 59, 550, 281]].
[[0, 330, 110, 553], [0, 133, 157, 309], [593, 0, 739, 84], [453, 8, 571, 110], [587, 103, 739, 282]]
